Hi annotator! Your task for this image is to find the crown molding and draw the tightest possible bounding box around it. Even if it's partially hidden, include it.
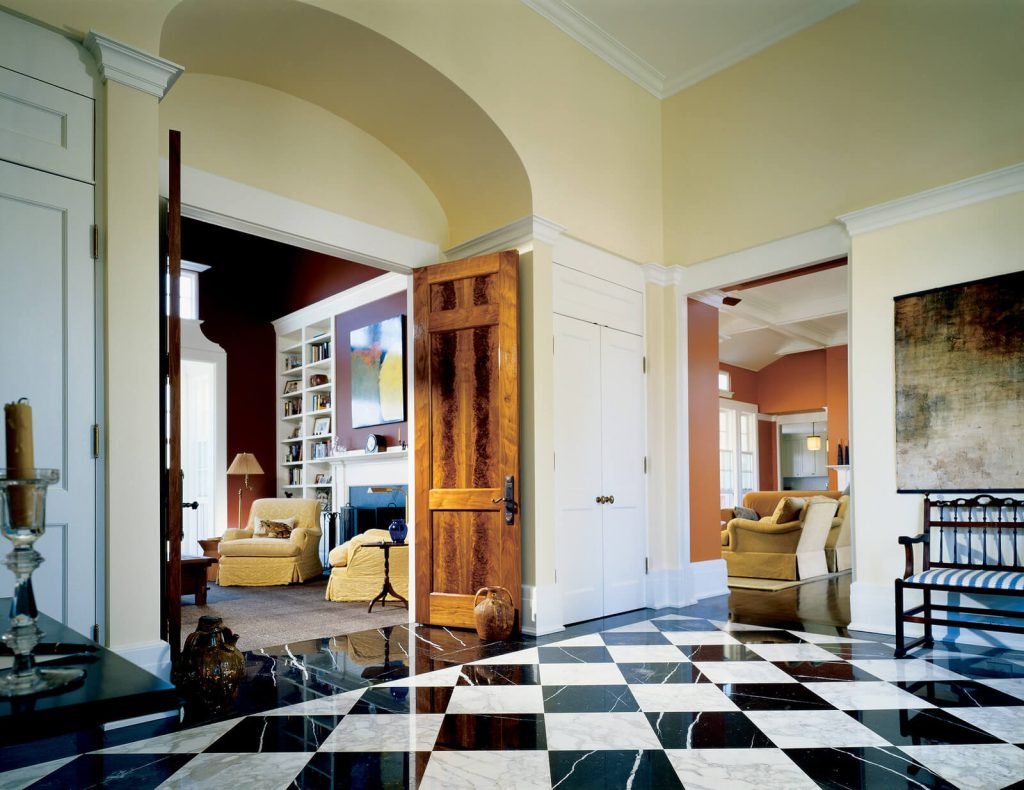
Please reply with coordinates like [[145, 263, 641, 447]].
[[521, 0, 664, 98], [838, 162, 1024, 236], [444, 214, 566, 260], [84, 31, 183, 99], [643, 263, 684, 287]]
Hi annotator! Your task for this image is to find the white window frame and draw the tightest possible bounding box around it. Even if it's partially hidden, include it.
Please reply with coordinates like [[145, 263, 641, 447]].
[[720, 398, 759, 508]]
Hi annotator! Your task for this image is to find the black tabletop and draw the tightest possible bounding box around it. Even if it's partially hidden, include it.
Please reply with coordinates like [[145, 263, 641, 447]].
[[0, 601, 180, 744]]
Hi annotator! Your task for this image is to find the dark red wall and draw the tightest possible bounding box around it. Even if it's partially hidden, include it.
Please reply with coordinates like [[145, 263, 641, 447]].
[[183, 218, 381, 528], [334, 292, 409, 452], [688, 299, 721, 563]]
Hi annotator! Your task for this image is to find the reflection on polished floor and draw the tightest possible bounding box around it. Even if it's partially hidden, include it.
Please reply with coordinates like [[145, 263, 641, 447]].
[[2, 588, 1023, 788]]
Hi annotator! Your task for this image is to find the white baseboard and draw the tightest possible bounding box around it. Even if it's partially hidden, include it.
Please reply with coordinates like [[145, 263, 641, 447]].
[[521, 583, 565, 637], [851, 580, 1024, 650], [113, 640, 172, 682], [691, 559, 730, 602], [647, 559, 729, 610]]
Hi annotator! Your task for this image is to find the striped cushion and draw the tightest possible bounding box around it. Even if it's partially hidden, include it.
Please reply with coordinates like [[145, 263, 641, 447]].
[[907, 568, 1024, 591]]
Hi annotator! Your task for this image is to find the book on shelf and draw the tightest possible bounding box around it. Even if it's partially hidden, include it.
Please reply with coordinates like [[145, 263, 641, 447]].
[[308, 340, 331, 363], [283, 352, 302, 370]]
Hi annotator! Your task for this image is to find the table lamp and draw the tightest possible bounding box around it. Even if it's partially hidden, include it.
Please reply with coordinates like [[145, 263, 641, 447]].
[[227, 452, 263, 529]]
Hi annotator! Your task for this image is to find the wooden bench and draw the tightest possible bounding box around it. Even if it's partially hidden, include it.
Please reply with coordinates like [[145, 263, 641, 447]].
[[895, 494, 1024, 657]]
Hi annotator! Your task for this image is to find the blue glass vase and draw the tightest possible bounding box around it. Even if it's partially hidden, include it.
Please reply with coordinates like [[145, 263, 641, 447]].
[[388, 518, 408, 543]]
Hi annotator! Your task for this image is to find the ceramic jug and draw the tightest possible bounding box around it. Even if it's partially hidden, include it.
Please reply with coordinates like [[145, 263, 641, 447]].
[[178, 615, 246, 711], [473, 586, 515, 641]]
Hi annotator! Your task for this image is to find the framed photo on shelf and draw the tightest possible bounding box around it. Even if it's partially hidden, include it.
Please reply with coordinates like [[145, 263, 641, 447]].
[[290, 426, 301, 439], [314, 473, 325, 484], [282, 379, 300, 394], [313, 416, 331, 436]]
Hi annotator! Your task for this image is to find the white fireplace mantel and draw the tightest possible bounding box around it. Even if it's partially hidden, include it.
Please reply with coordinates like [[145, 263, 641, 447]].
[[329, 449, 409, 509]]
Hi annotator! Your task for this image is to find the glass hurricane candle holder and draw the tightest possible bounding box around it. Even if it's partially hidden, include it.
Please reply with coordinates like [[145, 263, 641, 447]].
[[0, 468, 85, 696]]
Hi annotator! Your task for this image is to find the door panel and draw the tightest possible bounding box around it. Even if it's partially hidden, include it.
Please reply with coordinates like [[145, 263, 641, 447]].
[[600, 326, 646, 615], [0, 160, 95, 632], [553, 316, 604, 624], [414, 251, 519, 628]]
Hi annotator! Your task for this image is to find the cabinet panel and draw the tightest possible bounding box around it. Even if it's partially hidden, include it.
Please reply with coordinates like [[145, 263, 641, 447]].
[[553, 264, 643, 335]]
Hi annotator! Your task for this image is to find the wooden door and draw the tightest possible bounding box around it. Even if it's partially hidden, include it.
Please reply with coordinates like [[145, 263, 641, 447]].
[[413, 251, 520, 629]]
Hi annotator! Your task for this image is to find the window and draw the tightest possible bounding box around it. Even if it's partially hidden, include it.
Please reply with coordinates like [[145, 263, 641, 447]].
[[165, 260, 207, 320], [718, 370, 731, 394], [720, 400, 758, 508]]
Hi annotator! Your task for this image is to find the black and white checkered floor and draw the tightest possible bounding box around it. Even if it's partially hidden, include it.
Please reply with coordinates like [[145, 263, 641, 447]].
[[4, 612, 1024, 788]]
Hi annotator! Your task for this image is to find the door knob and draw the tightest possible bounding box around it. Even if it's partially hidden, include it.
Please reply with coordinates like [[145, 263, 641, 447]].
[[607, 495, 615, 504], [595, 495, 605, 504]]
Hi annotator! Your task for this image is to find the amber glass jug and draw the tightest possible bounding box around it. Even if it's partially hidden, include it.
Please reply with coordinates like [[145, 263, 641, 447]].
[[473, 586, 515, 641], [177, 615, 246, 712]]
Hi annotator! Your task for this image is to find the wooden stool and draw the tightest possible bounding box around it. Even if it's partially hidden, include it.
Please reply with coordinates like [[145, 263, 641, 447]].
[[181, 555, 215, 605]]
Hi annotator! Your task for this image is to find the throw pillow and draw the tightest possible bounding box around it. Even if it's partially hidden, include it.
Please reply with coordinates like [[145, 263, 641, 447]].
[[771, 497, 805, 524], [733, 506, 759, 521], [254, 516, 296, 537], [263, 520, 295, 539]]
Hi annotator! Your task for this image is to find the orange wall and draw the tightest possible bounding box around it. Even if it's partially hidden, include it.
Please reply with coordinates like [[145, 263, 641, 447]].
[[720, 362, 758, 404], [756, 349, 828, 414], [758, 419, 777, 490], [688, 299, 721, 563], [825, 345, 849, 488]]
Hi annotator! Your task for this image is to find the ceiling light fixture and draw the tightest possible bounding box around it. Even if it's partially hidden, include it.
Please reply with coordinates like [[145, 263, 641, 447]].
[[806, 422, 822, 452]]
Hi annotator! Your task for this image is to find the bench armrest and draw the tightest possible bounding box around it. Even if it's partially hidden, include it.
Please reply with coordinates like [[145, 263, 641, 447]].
[[898, 533, 929, 578]]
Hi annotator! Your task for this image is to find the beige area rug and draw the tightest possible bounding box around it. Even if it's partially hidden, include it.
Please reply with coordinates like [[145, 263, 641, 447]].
[[727, 570, 851, 592], [181, 577, 410, 652]]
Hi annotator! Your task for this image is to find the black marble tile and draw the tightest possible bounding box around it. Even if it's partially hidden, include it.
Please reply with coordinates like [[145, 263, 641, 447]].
[[784, 746, 959, 789], [542, 684, 639, 713], [600, 632, 673, 645], [846, 708, 1003, 746], [456, 664, 540, 686], [27, 753, 194, 789], [617, 662, 711, 684], [434, 713, 546, 751], [288, 751, 428, 790], [894, 679, 1024, 708], [727, 630, 805, 645], [349, 687, 419, 715], [772, 661, 879, 682], [651, 618, 719, 632], [537, 645, 613, 663], [716, 682, 834, 711], [922, 656, 1024, 680], [413, 687, 455, 714], [205, 715, 341, 752], [645, 711, 774, 749], [548, 749, 682, 789], [675, 644, 762, 662], [815, 642, 901, 660]]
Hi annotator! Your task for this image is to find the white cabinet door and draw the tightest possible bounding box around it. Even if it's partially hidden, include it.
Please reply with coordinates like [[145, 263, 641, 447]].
[[599, 326, 645, 615], [554, 315, 604, 624], [0, 160, 95, 633]]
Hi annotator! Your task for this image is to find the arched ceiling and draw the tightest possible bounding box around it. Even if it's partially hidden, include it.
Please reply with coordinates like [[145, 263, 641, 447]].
[[160, 0, 532, 247]]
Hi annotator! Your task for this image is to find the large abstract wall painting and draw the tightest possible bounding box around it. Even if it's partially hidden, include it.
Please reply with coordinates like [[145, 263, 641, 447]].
[[351, 315, 406, 428], [894, 271, 1023, 492]]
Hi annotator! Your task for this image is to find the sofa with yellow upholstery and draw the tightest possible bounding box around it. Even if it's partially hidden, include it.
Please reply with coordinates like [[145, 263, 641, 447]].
[[326, 528, 409, 602], [218, 498, 323, 586], [721, 493, 847, 580]]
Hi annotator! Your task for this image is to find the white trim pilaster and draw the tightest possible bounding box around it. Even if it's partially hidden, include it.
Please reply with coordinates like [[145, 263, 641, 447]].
[[84, 31, 183, 99]]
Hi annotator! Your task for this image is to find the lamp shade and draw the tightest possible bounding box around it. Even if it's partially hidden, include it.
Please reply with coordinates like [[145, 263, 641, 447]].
[[806, 422, 822, 452], [227, 452, 263, 476]]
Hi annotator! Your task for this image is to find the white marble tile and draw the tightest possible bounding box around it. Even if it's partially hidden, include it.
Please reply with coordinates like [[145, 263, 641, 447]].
[[629, 683, 738, 712], [92, 718, 242, 754], [899, 744, 1024, 790], [784, 630, 871, 644], [744, 710, 891, 748], [662, 631, 742, 646], [268, 689, 363, 715], [320, 713, 444, 752], [664, 748, 819, 790], [469, 647, 539, 665], [947, 705, 1024, 743], [707, 620, 780, 632], [605, 644, 689, 663], [606, 621, 661, 633], [544, 712, 661, 750], [745, 642, 844, 662], [0, 756, 77, 790], [446, 685, 545, 714], [378, 665, 463, 688], [547, 634, 606, 647], [156, 752, 310, 790], [690, 661, 796, 684], [849, 659, 968, 682], [540, 662, 626, 686], [419, 750, 551, 790], [651, 614, 704, 622], [978, 677, 1024, 701], [802, 681, 935, 710]]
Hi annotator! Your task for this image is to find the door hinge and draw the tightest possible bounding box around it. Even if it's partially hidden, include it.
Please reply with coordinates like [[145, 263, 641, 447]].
[[644, 557, 649, 574], [642, 356, 646, 373], [90, 225, 99, 260], [91, 424, 100, 459], [91, 623, 100, 642], [553, 452, 556, 469], [643, 456, 647, 474]]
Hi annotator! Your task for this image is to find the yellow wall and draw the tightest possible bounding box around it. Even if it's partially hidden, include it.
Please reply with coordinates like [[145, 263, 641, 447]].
[[848, 191, 1024, 632], [663, 0, 1024, 266], [159, 74, 447, 246]]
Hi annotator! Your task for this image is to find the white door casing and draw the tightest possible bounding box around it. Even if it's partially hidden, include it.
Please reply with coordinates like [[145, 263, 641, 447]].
[[0, 160, 96, 632]]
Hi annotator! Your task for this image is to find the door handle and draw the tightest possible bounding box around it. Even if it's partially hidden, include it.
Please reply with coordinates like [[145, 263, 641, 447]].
[[607, 495, 614, 505], [595, 495, 615, 504], [491, 475, 517, 524], [595, 496, 604, 504], [182, 500, 198, 510]]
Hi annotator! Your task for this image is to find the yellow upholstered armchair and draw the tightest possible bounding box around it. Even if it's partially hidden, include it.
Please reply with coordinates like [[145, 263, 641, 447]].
[[326, 528, 409, 602], [218, 498, 323, 586]]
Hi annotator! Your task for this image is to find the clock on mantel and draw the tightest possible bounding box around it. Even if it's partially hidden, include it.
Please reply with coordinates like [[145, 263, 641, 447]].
[[365, 434, 387, 454]]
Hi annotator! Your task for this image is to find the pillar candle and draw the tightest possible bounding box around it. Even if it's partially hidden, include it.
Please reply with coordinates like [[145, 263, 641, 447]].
[[4, 399, 34, 525]]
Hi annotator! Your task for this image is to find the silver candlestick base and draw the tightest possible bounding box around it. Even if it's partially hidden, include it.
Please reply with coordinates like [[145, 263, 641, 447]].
[[0, 468, 84, 696]]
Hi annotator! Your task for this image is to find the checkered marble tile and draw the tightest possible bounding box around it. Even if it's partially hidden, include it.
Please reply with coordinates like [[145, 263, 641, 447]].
[[4, 613, 1024, 789]]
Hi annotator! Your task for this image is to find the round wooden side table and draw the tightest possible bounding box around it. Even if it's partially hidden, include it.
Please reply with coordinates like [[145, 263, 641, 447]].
[[197, 537, 222, 583]]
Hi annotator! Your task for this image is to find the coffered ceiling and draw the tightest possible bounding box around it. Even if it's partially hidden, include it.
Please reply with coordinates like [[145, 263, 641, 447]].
[[522, 0, 856, 98]]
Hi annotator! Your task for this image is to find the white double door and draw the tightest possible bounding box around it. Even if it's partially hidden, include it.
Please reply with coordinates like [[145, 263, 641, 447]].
[[555, 314, 646, 625]]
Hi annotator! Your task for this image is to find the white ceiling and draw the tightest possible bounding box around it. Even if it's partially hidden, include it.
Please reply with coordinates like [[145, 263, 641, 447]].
[[522, 0, 857, 98], [697, 265, 848, 371]]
